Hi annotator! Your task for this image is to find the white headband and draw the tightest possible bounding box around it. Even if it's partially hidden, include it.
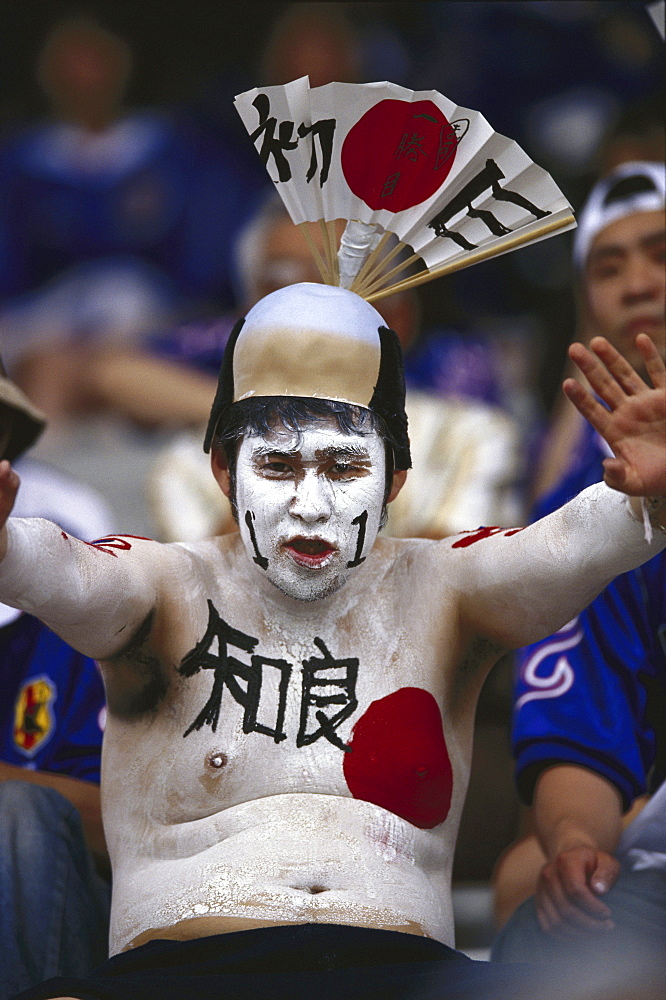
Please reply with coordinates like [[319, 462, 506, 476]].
[[573, 161, 665, 269]]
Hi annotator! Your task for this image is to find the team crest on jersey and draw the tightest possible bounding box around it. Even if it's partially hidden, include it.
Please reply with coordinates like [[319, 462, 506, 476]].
[[13, 676, 56, 757]]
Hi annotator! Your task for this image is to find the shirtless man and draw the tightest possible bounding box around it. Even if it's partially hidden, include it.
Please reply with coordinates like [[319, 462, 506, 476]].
[[4, 282, 666, 1000]]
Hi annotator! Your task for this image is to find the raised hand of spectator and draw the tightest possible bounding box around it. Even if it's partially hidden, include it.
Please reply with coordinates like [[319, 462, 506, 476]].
[[563, 333, 666, 497]]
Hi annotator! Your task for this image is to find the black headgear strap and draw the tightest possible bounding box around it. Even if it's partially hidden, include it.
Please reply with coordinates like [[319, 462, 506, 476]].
[[203, 316, 245, 454], [370, 326, 411, 471]]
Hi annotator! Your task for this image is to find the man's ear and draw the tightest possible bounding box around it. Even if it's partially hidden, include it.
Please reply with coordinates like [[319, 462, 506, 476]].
[[211, 445, 231, 498], [387, 469, 407, 503]]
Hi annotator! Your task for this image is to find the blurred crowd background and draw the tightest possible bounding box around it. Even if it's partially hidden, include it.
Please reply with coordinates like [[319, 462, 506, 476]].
[[2, 1, 662, 411], [0, 0, 663, 948]]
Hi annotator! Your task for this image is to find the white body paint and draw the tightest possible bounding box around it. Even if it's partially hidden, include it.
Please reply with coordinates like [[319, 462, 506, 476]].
[[0, 471, 664, 955]]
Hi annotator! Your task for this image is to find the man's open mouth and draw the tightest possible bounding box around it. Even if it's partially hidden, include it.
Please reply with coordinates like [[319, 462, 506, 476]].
[[284, 537, 336, 567]]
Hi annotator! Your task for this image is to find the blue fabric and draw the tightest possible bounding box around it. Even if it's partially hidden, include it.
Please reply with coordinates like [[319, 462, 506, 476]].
[[531, 420, 609, 522], [513, 423, 666, 808], [0, 112, 267, 309], [0, 782, 110, 1000], [147, 313, 237, 376], [0, 614, 105, 783], [403, 329, 503, 407], [491, 866, 666, 976]]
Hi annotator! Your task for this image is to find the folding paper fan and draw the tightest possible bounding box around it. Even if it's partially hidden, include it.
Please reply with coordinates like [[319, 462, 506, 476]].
[[234, 77, 575, 301]]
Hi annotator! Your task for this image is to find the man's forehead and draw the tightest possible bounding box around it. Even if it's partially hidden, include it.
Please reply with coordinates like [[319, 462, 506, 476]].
[[589, 209, 665, 259]]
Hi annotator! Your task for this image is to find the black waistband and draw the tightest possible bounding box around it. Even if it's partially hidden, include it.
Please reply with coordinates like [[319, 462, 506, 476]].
[[109, 923, 463, 975], [16, 924, 538, 1000]]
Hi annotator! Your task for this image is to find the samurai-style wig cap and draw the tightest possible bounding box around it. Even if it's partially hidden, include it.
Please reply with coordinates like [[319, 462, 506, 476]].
[[204, 282, 411, 469], [573, 161, 665, 269]]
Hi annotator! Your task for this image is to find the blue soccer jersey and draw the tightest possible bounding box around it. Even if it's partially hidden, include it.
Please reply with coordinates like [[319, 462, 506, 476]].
[[513, 420, 666, 810], [0, 462, 111, 785], [0, 613, 105, 783]]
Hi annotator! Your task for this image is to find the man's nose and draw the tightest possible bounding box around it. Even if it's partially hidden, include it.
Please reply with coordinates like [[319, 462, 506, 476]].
[[289, 472, 332, 523]]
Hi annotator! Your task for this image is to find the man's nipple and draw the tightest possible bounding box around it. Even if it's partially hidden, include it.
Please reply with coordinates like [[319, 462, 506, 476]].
[[206, 750, 228, 770]]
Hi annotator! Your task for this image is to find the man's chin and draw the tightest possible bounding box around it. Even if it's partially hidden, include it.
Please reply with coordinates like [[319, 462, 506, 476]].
[[268, 568, 347, 603]]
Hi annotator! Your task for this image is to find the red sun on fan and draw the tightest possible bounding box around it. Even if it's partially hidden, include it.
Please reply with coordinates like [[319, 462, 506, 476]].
[[341, 99, 458, 213]]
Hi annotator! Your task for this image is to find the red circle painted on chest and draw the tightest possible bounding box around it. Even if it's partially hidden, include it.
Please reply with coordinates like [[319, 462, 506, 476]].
[[343, 687, 453, 829], [340, 100, 458, 213]]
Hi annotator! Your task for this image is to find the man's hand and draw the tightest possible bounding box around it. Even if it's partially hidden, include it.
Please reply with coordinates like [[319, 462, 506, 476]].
[[563, 333, 666, 497], [0, 460, 20, 559], [536, 845, 620, 937]]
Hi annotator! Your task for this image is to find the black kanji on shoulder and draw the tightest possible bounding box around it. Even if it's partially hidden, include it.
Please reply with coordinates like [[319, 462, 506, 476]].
[[178, 600, 291, 742], [297, 637, 358, 751]]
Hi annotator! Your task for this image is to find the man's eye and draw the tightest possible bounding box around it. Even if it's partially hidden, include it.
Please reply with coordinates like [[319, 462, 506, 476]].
[[330, 463, 357, 477], [590, 265, 619, 281], [262, 461, 293, 475]]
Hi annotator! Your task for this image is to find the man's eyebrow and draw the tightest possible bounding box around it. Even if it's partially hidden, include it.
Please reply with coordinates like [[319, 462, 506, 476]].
[[250, 443, 372, 462], [314, 445, 371, 462], [251, 445, 301, 460], [588, 244, 625, 264], [641, 231, 666, 250]]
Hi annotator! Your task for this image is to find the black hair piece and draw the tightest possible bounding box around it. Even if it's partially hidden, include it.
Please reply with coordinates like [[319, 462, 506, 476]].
[[369, 326, 411, 471], [203, 316, 245, 454], [204, 318, 411, 471]]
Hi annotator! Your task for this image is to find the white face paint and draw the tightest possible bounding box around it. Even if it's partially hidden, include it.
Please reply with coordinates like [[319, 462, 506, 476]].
[[234, 420, 387, 602]]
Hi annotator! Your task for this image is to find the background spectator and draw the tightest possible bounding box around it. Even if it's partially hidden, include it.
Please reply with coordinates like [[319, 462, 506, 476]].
[[0, 361, 113, 999], [491, 162, 665, 988]]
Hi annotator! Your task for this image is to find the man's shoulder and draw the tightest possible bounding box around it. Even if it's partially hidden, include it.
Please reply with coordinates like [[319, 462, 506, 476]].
[[170, 531, 240, 561], [370, 533, 464, 579], [160, 532, 243, 585]]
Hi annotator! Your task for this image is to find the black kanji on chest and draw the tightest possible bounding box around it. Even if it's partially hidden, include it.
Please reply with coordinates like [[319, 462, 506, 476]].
[[178, 600, 291, 743], [179, 603, 360, 751], [297, 637, 359, 751]]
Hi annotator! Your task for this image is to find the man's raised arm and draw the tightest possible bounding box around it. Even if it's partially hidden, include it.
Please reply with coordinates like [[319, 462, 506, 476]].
[[453, 334, 666, 650], [0, 460, 160, 660]]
